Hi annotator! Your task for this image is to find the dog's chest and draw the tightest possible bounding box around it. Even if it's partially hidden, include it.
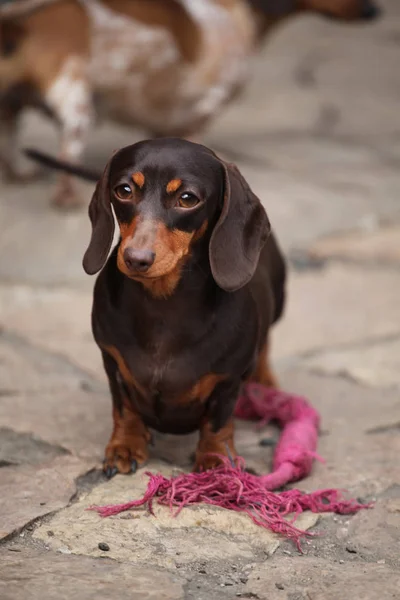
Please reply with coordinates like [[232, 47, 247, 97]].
[[121, 329, 206, 397], [111, 335, 219, 433], [84, 0, 255, 132]]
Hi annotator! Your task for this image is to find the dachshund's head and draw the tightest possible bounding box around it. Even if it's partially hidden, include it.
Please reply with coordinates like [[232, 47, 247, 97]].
[[83, 138, 270, 297]]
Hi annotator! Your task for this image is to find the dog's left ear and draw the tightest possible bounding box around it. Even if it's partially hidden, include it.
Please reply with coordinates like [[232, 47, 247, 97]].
[[82, 158, 114, 275], [209, 162, 271, 292]]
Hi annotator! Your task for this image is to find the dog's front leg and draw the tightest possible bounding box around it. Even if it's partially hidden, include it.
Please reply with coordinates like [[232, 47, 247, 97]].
[[0, 104, 19, 181], [194, 379, 241, 472], [0, 104, 41, 182], [45, 56, 94, 210], [102, 350, 151, 478], [248, 338, 279, 389]]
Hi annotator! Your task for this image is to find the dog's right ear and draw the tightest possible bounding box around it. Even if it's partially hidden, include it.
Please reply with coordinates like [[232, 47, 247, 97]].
[[82, 159, 114, 275]]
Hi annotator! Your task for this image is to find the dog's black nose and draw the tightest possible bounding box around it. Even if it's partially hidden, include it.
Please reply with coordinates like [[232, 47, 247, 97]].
[[361, 0, 381, 20], [124, 248, 155, 273]]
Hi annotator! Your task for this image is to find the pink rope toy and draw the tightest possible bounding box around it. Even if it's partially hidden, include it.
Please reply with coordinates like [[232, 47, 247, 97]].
[[89, 384, 371, 549]]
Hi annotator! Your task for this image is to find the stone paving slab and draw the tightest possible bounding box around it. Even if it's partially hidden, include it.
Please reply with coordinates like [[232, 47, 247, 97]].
[[0, 548, 184, 600], [0, 455, 91, 541], [0, 388, 110, 460], [32, 462, 317, 567], [0, 329, 93, 395], [245, 556, 400, 600], [0, 328, 107, 460], [281, 369, 400, 494], [308, 225, 400, 266], [214, 0, 400, 139], [300, 337, 400, 389], [0, 427, 68, 467], [235, 164, 400, 252], [0, 179, 93, 287], [273, 263, 400, 363], [0, 284, 99, 377], [345, 488, 400, 566]]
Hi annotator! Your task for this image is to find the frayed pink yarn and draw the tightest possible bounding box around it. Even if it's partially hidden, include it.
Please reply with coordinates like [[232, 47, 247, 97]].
[[89, 384, 372, 548]]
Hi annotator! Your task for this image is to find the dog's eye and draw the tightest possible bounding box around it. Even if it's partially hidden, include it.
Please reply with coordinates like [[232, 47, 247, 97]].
[[177, 192, 199, 209], [114, 184, 133, 200]]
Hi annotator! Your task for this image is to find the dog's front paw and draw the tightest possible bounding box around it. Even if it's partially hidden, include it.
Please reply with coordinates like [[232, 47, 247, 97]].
[[194, 453, 224, 472], [103, 439, 149, 479], [194, 447, 237, 473]]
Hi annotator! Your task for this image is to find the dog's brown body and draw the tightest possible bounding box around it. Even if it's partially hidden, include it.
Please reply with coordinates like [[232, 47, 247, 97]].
[[0, 0, 379, 208], [31, 138, 285, 475]]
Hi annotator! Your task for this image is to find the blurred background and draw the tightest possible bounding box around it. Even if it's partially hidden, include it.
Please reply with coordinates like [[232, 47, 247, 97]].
[[1, 0, 398, 383]]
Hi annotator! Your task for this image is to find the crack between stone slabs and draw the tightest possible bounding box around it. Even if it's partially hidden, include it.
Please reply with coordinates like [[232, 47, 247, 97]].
[[181, 556, 265, 600], [288, 250, 400, 273], [4, 523, 189, 590], [279, 361, 400, 395], [276, 485, 400, 571], [333, 132, 400, 170], [298, 365, 400, 392], [0, 512, 66, 548], [4, 496, 243, 597], [0, 328, 105, 393], [68, 467, 106, 504], [209, 129, 400, 171], [0, 426, 71, 462], [0, 442, 98, 547], [275, 333, 400, 393], [0, 466, 105, 549], [276, 538, 393, 570], [205, 143, 273, 169], [289, 330, 400, 363], [366, 421, 400, 435], [184, 580, 235, 600], [0, 388, 19, 397], [0, 459, 17, 467]]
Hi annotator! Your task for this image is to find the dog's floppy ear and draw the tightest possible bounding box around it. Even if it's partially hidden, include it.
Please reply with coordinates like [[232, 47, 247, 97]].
[[82, 159, 114, 275], [209, 161, 271, 292]]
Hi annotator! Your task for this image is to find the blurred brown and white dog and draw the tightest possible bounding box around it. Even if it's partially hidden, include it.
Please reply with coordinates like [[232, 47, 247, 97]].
[[0, 0, 380, 208]]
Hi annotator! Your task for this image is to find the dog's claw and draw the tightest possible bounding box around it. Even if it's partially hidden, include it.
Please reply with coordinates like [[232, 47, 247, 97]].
[[259, 437, 275, 447], [225, 443, 236, 468], [131, 459, 138, 474], [105, 465, 118, 479], [245, 466, 258, 475]]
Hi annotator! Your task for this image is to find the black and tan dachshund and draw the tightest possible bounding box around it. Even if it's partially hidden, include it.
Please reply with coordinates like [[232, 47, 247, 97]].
[[26, 139, 286, 477]]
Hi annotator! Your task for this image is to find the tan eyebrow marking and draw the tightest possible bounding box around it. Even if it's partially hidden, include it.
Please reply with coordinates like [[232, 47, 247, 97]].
[[166, 178, 182, 194], [132, 172, 145, 188]]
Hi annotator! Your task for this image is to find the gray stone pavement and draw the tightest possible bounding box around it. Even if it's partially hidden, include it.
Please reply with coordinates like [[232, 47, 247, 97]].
[[1, 1, 400, 598]]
